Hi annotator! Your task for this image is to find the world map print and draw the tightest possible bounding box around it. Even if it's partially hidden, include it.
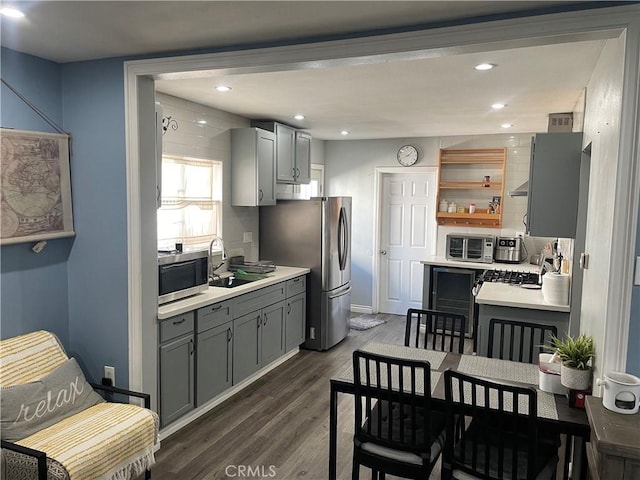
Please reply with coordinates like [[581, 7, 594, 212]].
[[1, 129, 74, 244]]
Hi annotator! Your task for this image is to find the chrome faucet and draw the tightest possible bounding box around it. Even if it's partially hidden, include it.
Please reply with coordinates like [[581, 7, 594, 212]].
[[209, 236, 227, 279]]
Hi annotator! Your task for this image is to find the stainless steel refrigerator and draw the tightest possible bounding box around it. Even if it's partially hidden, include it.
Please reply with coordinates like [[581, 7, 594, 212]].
[[259, 197, 351, 351]]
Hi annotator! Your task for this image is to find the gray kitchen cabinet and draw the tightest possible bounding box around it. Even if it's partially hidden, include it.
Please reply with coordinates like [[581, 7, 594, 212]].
[[232, 282, 287, 384], [232, 301, 286, 384], [526, 132, 583, 238], [195, 300, 233, 406], [285, 275, 307, 351], [231, 127, 276, 206], [252, 121, 311, 184], [232, 310, 262, 383], [159, 312, 195, 427], [260, 301, 286, 365]]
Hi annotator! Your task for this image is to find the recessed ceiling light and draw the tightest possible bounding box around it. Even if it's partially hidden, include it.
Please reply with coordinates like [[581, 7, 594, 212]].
[[491, 103, 506, 110], [340, 130, 350, 136], [197, 120, 207, 125], [0, 7, 25, 17], [215, 85, 231, 92], [294, 114, 305, 120], [474, 63, 496, 71], [501, 123, 513, 129]]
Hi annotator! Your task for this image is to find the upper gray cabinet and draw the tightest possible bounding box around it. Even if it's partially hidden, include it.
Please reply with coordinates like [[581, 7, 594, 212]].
[[527, 132, 583, 238], [231, 128, 276, 206], [252, 121, 311, 184]]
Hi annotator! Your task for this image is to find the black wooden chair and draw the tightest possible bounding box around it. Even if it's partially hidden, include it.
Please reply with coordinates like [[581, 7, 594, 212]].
[[405, 308, 467, 354], [487, 318, 558, 364], [351, 350, 446, 480], [442, 369, 559, 480]]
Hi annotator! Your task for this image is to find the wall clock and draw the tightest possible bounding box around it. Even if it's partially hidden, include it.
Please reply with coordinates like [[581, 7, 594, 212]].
[[397, 145, 419, 166]]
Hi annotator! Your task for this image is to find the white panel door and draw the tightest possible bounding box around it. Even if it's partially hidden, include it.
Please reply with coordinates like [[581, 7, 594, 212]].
[[379, 173, 436, 315]]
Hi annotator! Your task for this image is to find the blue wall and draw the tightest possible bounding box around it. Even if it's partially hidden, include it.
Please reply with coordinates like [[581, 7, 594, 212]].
[[0, 47, 72, 347], [61, 59, 129, 384]]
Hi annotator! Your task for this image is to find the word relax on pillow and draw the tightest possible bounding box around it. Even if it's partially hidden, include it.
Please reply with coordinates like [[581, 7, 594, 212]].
[[1, 357, 104, 442]]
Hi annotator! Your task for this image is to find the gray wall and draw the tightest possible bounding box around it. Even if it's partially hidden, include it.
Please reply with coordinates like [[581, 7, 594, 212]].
[[324, 134, 538, 310]]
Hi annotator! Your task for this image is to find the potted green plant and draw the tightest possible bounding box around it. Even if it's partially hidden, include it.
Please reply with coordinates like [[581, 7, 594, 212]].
[[547, 334, 595, 390]]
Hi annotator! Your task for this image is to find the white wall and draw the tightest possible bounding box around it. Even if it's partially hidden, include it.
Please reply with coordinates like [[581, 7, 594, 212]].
[[580, 34, 626, 379], [157, 93, 259, 261]]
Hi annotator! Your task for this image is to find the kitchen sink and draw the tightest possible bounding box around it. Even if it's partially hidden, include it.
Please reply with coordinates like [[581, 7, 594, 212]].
[[209, 276, 255, 288]]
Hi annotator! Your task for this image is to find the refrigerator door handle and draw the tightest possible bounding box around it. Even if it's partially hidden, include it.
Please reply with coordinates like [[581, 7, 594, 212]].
[[338, 206, 349, 271], [328, 285, 351, 299]]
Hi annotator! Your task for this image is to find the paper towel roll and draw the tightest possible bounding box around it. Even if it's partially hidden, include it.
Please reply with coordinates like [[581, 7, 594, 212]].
[[542, 272, 570, 304]]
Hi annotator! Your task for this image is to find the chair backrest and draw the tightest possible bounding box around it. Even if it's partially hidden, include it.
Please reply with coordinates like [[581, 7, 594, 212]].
[[352, 350, 433, 458], [487, 318, 557, 363], [0, 330, 69, 386], [405, 308, 467, 353], [443, 369, 538, 480]]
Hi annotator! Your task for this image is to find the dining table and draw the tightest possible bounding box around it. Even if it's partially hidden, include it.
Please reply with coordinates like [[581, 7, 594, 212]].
[[328, 342, 591, 480]]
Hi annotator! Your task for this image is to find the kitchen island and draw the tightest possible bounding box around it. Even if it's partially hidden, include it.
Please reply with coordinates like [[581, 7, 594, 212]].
[[475, 280, 570, 357], [421, 256, 570, 356]]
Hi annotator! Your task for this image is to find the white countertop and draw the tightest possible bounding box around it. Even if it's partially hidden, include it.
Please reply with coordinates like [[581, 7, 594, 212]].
[[421, 255, 541, 273], [475, 281, 570, 312], [158, 266, 310, 320]]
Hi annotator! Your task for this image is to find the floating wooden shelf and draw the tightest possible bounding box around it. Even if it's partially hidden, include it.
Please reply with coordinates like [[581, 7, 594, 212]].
[[439, 181, 502, 190], [437, 147, 507, 228]]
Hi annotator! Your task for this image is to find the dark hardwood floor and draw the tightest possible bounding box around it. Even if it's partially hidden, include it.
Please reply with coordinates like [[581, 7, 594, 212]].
[[147, 313, 451, 480]]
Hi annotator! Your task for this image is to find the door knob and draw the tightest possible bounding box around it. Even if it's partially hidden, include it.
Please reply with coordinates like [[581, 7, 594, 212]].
[[381, 250, 387, 255]]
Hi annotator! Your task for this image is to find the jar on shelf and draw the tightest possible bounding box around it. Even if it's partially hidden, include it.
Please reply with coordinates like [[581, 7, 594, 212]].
[[447, 202, 457, 213], [469, 203, 476, 214], [483, 175, 491, 187], [439, 200, 449, 212]]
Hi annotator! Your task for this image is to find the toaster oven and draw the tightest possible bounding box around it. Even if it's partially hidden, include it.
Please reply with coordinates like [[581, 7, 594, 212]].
[[158, 250, 209, 305], [445, 234, 495, 263]]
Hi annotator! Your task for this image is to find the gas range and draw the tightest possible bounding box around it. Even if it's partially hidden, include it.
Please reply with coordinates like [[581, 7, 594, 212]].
[[480, 269, 540, 286]]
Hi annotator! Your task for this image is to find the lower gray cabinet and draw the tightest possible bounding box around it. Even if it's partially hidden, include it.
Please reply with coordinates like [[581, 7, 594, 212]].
[[233, 300, 285, 384], [233, 311, 262, 383], [195, 301, 233, 406], [285, 292, 306, 351], [261, 301, 285, 365], [159, 312, 195, 427], [196, 322, 233, 406]]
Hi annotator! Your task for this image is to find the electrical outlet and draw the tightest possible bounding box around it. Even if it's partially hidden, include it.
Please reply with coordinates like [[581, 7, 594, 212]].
[[243, 232, 252, 243], [104, 366, 115, 386], [515, 231, 525, 238]]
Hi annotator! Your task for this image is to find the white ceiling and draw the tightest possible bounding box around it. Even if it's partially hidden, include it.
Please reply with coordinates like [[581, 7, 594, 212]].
[[1, 1, 610, 139]]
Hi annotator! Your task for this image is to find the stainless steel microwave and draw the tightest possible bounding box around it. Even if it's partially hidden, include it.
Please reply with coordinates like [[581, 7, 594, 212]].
[[445, 234, 495, 263], [158, 250, 209, 305]]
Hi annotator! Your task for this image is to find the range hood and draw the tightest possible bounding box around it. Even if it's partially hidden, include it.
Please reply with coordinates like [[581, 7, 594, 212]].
[[508, 181, 528, 197]]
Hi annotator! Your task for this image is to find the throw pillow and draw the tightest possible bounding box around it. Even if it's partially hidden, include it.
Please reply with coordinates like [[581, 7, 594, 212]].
[[1, 357, 104, 442]]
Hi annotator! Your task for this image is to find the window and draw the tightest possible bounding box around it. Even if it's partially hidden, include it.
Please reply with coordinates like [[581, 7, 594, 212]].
[[157, 155, 222, 251]]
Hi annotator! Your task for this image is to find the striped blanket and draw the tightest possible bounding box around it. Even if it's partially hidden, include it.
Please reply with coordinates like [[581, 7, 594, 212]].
[[16, 403, 158, 480], [1, 331, 159, 480]]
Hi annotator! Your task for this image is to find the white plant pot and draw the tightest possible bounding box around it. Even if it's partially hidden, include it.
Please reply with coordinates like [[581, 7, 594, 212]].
[[560, 364, 592, 390]]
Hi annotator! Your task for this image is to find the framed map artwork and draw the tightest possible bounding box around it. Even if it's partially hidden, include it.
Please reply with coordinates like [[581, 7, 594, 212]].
[[1, 128, 75, 244]]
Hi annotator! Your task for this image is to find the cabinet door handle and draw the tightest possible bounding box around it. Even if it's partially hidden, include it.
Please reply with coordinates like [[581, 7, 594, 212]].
[[257, 315, 262, 328], [292, 167, 297, 178], [263, 314, 268, 326], [211, 305, 222, 312], [259, 189, 264, 202], [227, 328, 233, 342], [293, 278, 300, 283], [173, 318, 186, 325], [287, 304, 291, 314], [296, 167, 300, 178], [189, 338, 194, 355]]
